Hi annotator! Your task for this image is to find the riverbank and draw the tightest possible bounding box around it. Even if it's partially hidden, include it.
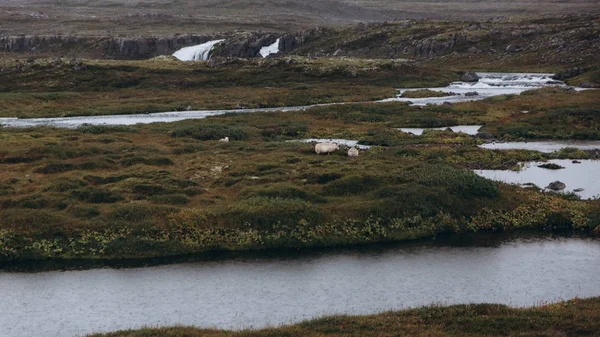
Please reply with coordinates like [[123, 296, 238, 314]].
[[90, 297, 600, 337]]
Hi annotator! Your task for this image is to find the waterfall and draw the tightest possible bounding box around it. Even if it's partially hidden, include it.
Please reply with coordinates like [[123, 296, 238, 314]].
[[172, 39, 225, 61], [259, 38, 280, 58]]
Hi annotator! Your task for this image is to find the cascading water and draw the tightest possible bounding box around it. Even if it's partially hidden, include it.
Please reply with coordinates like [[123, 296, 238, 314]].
[[259, 38, 280, 58], [380, 72, 583, 106], [172, 39, 225, 61]]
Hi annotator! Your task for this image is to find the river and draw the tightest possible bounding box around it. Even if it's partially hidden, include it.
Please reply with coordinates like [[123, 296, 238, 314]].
[[1, 233, 599, 337]]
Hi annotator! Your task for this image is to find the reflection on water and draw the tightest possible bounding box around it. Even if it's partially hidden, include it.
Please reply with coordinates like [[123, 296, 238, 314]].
[[475, 159, 600, 199], [1, 233, 599, 337], [479, 141, 600, 153]]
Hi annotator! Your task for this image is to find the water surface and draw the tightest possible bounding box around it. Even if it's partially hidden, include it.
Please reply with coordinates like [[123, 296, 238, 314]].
[[475, 159, 600, 199], [399, 125, 482, 136], [2, 234, 599, 337], [479, 141, 600, 153]]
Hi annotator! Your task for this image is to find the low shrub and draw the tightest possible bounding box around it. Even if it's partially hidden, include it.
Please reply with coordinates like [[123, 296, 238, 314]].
[[226, 197, 325, 230], [71, 188, 124, 203], [324, 174, 388, 196], [260, 121, 308, 140], [171, 123, 246, 141], [77, 125, 136, 134], [238, 184, 327, 203], [149, 194, 190, 205], [402, 164, 500, 199], [71, 205, 101, 219], [120, 156, 174, 167]]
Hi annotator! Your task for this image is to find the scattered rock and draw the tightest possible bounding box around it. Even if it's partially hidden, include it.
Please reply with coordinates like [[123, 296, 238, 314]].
[[572, 160, 582, 164], [505, 44, 521, 53], [573, 188, 585, 192], [444, 127, 454, 132], [464, 91, 479, 96], [552, 67, 584, 80], [578, 82, 594, 88], [460, 71, 480, 82], [546, 181, 566, 191], [442, 101, 454, 106]]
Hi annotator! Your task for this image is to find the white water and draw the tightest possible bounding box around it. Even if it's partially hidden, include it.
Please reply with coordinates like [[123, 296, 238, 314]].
[[288, 138, 371, 149], [399, 125, 482, 136], [0, 73, 591, 128], [173, 39, 225, 61], [259, 38, 280, 58], [381, 72, 585, 106], [479, 141, 600, 153], [475, 159, 600, 199]]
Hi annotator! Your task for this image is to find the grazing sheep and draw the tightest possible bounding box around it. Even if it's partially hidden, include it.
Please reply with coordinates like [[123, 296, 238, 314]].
[[347, 147, 359, 157], [315, 142, 339, 154], [219, 137, 229, 142]]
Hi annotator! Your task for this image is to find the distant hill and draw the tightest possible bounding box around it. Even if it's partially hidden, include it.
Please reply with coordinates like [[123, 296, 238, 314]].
[[1, 0, 599, 36]]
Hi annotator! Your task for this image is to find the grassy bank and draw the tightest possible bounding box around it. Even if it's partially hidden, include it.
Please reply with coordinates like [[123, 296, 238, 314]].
[[0, 57, 455, 118], [90, 297, 600, 337], [1, 88, 599, 264]]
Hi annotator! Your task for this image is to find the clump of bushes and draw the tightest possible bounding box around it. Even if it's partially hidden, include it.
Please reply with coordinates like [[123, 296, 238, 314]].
[[77, 125, 136, 134], [149, 194, 190, 205], [119, 156, 174, 167], [260, 121, 308, 140], [71, 187, 124, 203], [226, 197, 325, 230], [238, 184, 327, 203], [324, 174, 388, 196], [538, 163, 564, 170], [401, 164, 500, 199], [171, 123, 247, 140]]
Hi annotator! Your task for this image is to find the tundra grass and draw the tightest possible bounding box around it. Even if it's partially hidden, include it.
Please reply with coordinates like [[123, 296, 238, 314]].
[[1, 88, 599, 265], [90, 297, 600, 337], [0, 57, 455, 118]]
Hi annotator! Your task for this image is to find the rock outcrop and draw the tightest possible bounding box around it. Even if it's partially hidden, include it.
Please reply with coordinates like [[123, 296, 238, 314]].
[[552, 67, 585, 80], [461, 71, 480, 82]]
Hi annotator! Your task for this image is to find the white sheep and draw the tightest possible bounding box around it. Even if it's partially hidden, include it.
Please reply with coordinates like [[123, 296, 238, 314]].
[[315, 142, 339, 154], [347, 147, 359, 157], [219, 137, 229, 142]]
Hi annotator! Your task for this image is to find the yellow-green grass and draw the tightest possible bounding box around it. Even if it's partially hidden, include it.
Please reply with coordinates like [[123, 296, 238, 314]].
[[90, 297, 600, 337]]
